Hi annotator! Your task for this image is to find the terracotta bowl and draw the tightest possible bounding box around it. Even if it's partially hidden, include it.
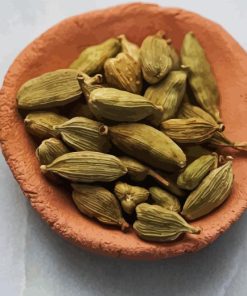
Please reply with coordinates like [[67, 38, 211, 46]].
[[0, 3, 247, 260]]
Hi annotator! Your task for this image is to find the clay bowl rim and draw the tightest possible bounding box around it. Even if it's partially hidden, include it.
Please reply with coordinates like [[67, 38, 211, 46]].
[[1, 3, 247, 260]]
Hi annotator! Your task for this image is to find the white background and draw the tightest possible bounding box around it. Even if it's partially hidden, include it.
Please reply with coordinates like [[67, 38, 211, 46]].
[[0, 1, 247, 295]]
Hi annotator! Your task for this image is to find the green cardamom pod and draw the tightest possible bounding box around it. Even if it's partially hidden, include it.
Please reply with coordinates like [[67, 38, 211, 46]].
[[177, 153, 218, 190], [140, 31, 173, 84], [181, 161, 234, 220], [69, 38, 121, 74], [36, 138, 69, 165], [118, 34, 140, 62], [110, 123, 186, 169], [181, 32, 221, 123], [72, 184, 129, 231], [104, 53, 143, 94], [24, 112, 68, 139], [168, 42, 180, 70], [149, 187, 181, 212], [17, 69, 82, 109], [40, 151, 127, 182], [53, 116, 111, 152], [133, 203, 201, 242], [114, 182, 149, 214]]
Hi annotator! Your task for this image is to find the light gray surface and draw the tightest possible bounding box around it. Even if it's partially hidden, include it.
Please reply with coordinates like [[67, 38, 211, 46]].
[[0, 1, 247, 295]]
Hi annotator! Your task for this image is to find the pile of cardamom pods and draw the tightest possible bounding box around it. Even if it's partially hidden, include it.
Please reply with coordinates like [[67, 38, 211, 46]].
[[17, 31, 246, 243]]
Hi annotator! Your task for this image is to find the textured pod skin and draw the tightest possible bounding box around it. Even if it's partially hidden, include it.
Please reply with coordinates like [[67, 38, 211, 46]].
[[149, 187, 181, 212], [17, 69, 82, 109], [145, 70, 187, 124], [72, 184, 129, 231], [118, 34, 140, 62], [24, 112, 68, 139], [161, 118, 219, 144], [182, 162, 233, 220], [69, 38, 121, 74], [53, 116, 111, 152], [114, 182, 149, 214], [36, 138, 69, 165], [110, 123, 186, 169], [168, 43, 180, 70], [140, 32, 173, 84], [40, 151, 127, 182], [104, 53, 143, 94], [88, 88, 162, 122], [133, 203, 200, 242], [118, 156, 149, 181], [177, 154, 218, 190], [181, 32, 221, 123]]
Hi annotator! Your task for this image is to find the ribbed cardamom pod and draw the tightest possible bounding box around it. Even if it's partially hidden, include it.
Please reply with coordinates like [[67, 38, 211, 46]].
[[133, 203, 201, 242], [181, 32, 221, 123], [69, 38, 121, 74], [181, 161, 234, 220], [114, 182, 149, 214], [53, 117, 111, 153], [36, 138, 69, 165], [72, 184, 129, 231], [149, 187, 181, 212], [17, 69, 82, 109], [40, 151, 127, 182], [87, 88, 162, 122], [118, 34, 140, 62], [177, 153, 218, 190], [104, 53, 143, 94], [110, 123, 186, 169], [168, 43, 180, 70], [145, 70, 187, 125], [140, 31, 173, 84], [24, 112, 68, 139], [161, 118, 220, 144]]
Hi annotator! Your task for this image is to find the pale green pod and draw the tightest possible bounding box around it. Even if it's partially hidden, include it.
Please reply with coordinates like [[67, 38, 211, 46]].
[[177, 154, 218, 190], [118, 34, 140, 62], [149, 187, 181, 212], [181, 161, 233, 220]]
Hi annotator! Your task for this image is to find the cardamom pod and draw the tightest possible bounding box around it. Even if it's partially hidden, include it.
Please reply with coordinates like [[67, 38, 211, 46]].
[[114, 182, 149, 214], [168, 43, 180, 70], [104, 53, 143, 94], [69, 38, 121, 74], [72, 184, 129, 231], [140, 31, 173, 84], [24, 112, 68, 139], [53, 117, 111, 152], [149, 187, 181, 212], [110, 123, 186, 169], [181, 32, 221, 123], [17, 69, 82, 109], [40, 151, 127, 182], [36, 138, 69, 165], [118, 34, 140, 62], [161, 118, 220, 144], [181, 161, 234, 220], [145, 70, 187, 125], [133, 203, 201, 242], [177, 153, 218, 190]]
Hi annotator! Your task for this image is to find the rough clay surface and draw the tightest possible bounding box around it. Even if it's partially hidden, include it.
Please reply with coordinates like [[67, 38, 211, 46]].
[[0, 3, 247, 260]]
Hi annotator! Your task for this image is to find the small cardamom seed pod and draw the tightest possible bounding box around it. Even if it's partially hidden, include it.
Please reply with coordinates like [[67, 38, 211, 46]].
[[36, 138, 69, 165], [133, 203, 201, 242], [69, 38, 121, 74], [145, 70, 187, 125], [104, 53, 143, 94], [40, 151, 127, 183], [114, 182, 149, 214], [168, 42, 180, 70], [149, 187, 181, 212], [24, 112, 68, 139], [110, 123, 186, 170], [181, 161, 234, 220], [72, 184, 129, 232], [140, 31, 173, 84], [17, 69, 82, 109], [177, 153, 218, 190], [160, 118, 220, 144], [118, 34, 140, 62], [181, 32, 222, 123], [53, 117, 111, 153]]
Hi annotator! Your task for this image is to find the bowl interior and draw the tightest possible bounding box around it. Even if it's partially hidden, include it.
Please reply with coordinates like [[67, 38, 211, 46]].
[[1, 3, 247, 259]]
